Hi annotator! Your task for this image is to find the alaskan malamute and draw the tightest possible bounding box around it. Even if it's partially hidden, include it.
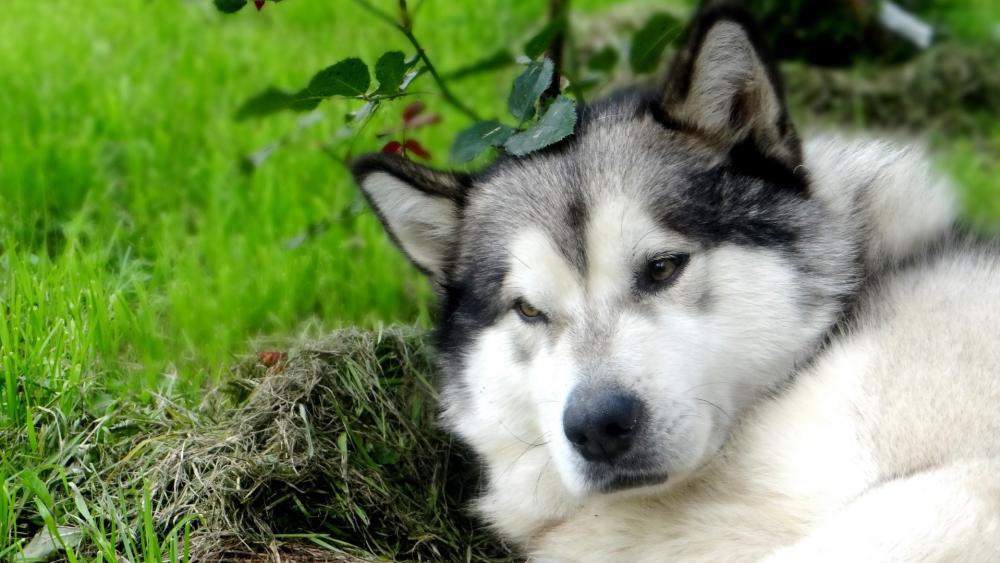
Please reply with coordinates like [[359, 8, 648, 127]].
[[352, 5, 1000, 561]]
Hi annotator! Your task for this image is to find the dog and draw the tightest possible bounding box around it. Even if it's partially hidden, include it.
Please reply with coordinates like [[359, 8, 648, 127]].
[[351, 5, 1000, 561]]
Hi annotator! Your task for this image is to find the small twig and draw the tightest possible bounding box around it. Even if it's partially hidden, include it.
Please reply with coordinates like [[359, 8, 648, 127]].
[[402, 28, 480, 120], [351, 0, 397, 27], [398, 0, 413, 32], [352, 0, 480, 121]]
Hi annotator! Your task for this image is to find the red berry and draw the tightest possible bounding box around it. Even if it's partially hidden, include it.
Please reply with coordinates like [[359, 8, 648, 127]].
[[254, 0, 265, 10]]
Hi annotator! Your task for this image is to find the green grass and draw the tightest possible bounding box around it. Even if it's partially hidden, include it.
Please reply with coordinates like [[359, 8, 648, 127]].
[[1, 0, 998, 560]]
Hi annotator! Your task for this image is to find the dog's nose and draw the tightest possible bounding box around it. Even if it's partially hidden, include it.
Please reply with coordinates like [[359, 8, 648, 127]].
[[563, 387, 644, 463]]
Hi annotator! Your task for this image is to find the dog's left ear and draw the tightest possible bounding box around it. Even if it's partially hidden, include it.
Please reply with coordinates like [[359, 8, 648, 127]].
[[660, 5, 802, 173], [351, 154, 471, 284]]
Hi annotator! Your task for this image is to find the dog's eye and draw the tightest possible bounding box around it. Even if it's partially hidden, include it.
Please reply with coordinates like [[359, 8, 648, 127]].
[[645, 254, 689, 285], [515, 300, 545, 321], [649, 258, 678, 281]]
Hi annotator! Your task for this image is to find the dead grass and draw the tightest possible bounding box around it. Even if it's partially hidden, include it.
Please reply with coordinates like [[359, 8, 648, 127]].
[[111, 327, 512, 562]]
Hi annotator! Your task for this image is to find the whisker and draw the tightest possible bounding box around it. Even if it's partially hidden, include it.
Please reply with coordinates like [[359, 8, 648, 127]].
[[498, 431, 550, 480], [693, 397, 732, 422], [682, 382, 763, 402], [629, 226, 660, 258], [593, 111, 631, 122], [533, 458, 553, 500], [499, 247, 531, 270]]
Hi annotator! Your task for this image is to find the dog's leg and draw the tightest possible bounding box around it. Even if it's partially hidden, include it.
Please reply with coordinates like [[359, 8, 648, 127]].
[[762, 458, 1000, 563]]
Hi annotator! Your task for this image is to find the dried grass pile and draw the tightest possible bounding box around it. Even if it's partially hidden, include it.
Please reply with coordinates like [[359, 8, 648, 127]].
[[785, 42, 1000, 135], [125, 327, 512, 562]]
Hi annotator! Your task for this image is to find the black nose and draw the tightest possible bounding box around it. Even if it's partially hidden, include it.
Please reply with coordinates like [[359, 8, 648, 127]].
[[563, 387, 644, 463]]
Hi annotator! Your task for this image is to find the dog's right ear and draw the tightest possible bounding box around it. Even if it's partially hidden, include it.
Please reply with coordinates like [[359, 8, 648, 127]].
[[659, 4, 803, 175], [351, 154, 471, 284]]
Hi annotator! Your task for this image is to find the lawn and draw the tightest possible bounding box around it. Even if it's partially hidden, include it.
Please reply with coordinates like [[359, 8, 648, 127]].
[[1, 0, 998, 561]]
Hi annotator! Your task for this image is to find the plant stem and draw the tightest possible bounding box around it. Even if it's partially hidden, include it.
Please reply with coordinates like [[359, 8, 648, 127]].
[[352, 0, 480, 121], [543, 0, 569, 102], [398, 0, 413, 32], [400, 29, 480, 120], [351, 0, 397, 27]]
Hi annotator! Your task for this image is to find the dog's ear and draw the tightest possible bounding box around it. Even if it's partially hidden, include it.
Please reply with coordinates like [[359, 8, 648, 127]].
[[351, 154, 471, 283], [659, 5, 802, 174]]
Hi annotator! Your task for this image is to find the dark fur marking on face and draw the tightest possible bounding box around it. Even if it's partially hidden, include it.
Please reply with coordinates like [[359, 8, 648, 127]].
[[564, 191, 590, 273], [656, 168, 802, 249], [566, 193, 588, 239], [436, 258, 507, 361]]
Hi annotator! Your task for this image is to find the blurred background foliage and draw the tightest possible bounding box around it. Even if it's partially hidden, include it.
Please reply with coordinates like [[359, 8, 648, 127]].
[[1, 0, 998, 560]]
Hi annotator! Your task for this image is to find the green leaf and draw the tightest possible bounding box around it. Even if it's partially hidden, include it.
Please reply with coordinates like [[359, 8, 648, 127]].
[[20, 470, 54, 508], [288, 91, 321, 112], [235, 87, 294, 120], [629, 12, 682, 74], [524, 17, 567, 59], [588, 45, 619, 72], [442, 48, 515, 80], [305, 57, 370, 99], [238, 86, 321, 117], [375, 51, 407, 95], [371, 445, 401, 465], [214, 0, 247, 13], [508, 58, 554, 122], [450, 120, 516, 163], [504, 96, 577, 156]]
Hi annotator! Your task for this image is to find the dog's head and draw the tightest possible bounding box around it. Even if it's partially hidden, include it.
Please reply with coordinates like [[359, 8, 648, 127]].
[[352, 6, 856, 517]]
